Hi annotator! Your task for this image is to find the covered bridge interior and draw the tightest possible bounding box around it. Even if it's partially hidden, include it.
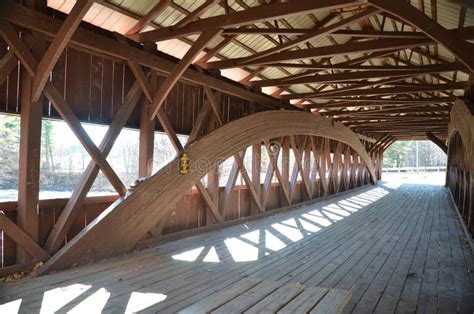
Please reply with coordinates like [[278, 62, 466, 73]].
[[0, 0, 473, 312]]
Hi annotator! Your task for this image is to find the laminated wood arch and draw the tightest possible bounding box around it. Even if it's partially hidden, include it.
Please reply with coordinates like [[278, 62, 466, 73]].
[[447, 99, 474, 173], [446, 99, 474, 235], [41, 110, 377, 273]]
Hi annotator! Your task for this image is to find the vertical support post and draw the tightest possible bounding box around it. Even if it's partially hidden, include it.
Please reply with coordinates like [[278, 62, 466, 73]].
[[17, 65, 42, 263], [138, 42, 156, 177], [206, 167, 219, 225], [469, 172, 473, 234], [251, 143, 261, 214], [281, 137, 290, 188], [138, 98, 155, 177]]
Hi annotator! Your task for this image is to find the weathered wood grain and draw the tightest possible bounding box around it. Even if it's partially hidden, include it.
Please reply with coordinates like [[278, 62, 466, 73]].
[[40, 110, 377, 272]]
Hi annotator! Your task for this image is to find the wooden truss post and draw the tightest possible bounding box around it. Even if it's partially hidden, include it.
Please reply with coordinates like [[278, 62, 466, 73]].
[[206, 167, 219, 225], [17, 52, 42, 263], [138, 95, 155, 177], [138, 42, 157, 177], [251, 144, 261, 214]]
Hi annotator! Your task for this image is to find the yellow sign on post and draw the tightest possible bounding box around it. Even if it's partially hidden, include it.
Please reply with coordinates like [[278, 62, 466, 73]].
[[180, 152, 189, 174]]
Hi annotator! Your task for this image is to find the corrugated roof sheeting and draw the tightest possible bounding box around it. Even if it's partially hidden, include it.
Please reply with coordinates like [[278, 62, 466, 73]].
[[46, 0, 471, 113]]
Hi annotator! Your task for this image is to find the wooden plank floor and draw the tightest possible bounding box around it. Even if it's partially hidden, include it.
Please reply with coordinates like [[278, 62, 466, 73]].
[[0, 182, 473, 313]]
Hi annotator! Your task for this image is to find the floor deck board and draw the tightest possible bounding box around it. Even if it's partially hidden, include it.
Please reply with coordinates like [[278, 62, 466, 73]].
[[1, 182, 473, 313]]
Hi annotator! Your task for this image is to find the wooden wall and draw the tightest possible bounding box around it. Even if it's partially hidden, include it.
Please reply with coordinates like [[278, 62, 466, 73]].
[[0, 37, 263, 135]]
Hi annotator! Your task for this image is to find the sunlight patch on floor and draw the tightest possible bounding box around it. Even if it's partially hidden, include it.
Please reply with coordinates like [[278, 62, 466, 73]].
[[203, 246, 220, 263], [125, 292, 167, 313], [167, 186, 389, 264], [40, 284, 91, 314], [0, 299, 22, 313], [172, 247, 205, 262], [298, 218, 321, 233], [265, 230, 287, 251], [68, 288, 110, 313], [241, 229, 260, 244], [271, 221, 304, 242], [224, 237, 259, 262], [303, 212, 332, 226]]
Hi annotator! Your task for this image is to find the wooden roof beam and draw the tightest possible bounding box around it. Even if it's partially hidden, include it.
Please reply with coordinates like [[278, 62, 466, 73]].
[[222, 28, 423, 37], [221, 7, 380, 65], [125, 0, 172, 35], [333, 109, 451, 117], [130, 0, 364, 42], [337, 115, 449, 122], [0, 2, 293, 110], [283, 82, 466, 100], [306, 96, 456, 108], [368, 0, 474, 72], [206, 37, 433, 69], [221, 26, 474, 39], [251, 63, 462, 87], [254, 62, 467, 72], [172, 0, 220, 29], [345, 117, 450, 124]]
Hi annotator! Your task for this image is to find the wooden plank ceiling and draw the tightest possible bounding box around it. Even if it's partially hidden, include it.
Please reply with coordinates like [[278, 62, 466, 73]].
[[46, 0, 473, 141]]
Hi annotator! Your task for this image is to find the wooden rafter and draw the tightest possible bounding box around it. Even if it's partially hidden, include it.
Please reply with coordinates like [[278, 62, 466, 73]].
[[206, 37, 433, 69], [251, 63, 463, 87], [130, 0, 364, 42], [173, 0, 219, 29], [228, 7, 380, 65], [126, 0, 172, 35], [307, 96, 456, 109], [0, 3, 293, 110], [286, 81, 466, 100], [368, 0, 474, 72], [255, 62, 468, 72]]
